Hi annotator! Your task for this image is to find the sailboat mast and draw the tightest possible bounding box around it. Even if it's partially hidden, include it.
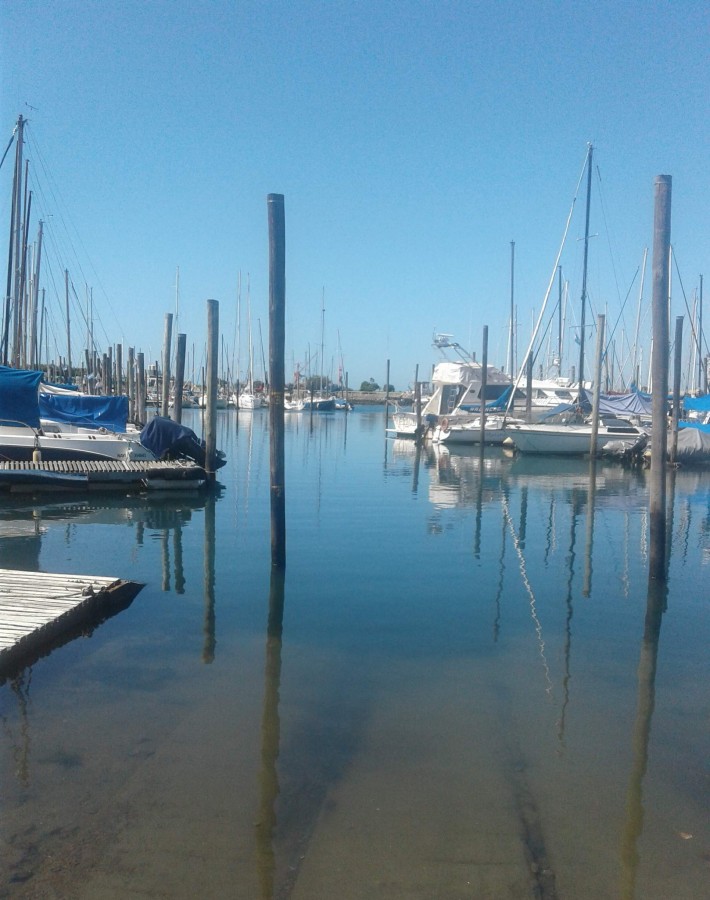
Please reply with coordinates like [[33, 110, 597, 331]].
[[320, 287, 325, 392], [65, 269, 72, 379], [578, 143, 593, 390], [508, 241, 515, 377]]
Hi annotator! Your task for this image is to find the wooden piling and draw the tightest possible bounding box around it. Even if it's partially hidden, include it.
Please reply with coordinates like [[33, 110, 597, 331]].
[[161, 312, 173, 417], [127, 346, 135, 423], [589, 314, 605, 455], [268, 193, 286, 568], [670, 316, 683, 464], [115, 343, 123, 397], [205, 300, 219, 480], [136, 351, 146, 426], [173, 333, 187, 424], [649, 174, 672, 580], [479, 326, 488, 445]]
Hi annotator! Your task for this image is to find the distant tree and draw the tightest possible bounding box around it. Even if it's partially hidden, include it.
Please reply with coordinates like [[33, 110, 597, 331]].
[[359, 378, 380, 392], [385, 383, 395, 392]]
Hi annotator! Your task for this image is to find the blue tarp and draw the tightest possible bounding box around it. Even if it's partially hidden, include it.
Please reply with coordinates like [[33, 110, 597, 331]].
[[679, 420, 710, 434], [38, 391, 129, 432], [140, 416, 227, 469], [683, 394, 710, 413], [0, 366, 42, 429], [580, 388, 653, 416]]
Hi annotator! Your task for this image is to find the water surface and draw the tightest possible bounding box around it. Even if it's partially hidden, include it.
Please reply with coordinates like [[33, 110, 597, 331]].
[[1, 408, 708, 898]]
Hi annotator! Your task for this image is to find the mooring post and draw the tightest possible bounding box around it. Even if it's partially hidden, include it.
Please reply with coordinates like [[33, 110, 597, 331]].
[[670, 316, 683, 465], [115, 343, 123, 397], [480, 326, 488, 446], [413, 363, 422, 443], [384, 359, 391, 425], [589, 314, 605, 455], [127, 346, 135, 423], [268, 193, 286, 568], [525, 353, 533, 421], [161, 312, 173, 418], [649, 174, 672, 580], [173, 332, 187, 424], [205, 300, 219, 480], [136, 352, 146, 425]]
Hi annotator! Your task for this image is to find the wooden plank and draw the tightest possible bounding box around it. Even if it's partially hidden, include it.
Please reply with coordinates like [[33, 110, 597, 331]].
[[0, 568, 144, 680]]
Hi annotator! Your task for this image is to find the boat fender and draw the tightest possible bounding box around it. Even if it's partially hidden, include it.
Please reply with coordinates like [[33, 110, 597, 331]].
[[440, 417, 449, 431]]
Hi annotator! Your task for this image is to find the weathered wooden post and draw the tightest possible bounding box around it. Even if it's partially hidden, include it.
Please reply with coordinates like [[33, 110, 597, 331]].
[[384, 359, 391, 425], [268, 193, 286, 568], [136, 351, 146, 425], [173, 333, 187, 424], [205, 300, 219, 481], [413, 363, 422, 443], [649, 175, 672, 580], [161, 312, 173, 417], [525, 353, 533, 421], [589, 314, 605, 455], [480, 326, 488, 445], [115, 343, 123, 397], [670, 316, 683, 464], [127, 347, 135, 423]]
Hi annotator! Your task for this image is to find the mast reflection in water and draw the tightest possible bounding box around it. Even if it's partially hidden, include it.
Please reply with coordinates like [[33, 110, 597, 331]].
[[0, 408, 707, 899]]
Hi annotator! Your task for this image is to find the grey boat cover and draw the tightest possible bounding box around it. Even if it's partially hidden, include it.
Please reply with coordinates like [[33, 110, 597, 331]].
[[674, 424, 710, 463]]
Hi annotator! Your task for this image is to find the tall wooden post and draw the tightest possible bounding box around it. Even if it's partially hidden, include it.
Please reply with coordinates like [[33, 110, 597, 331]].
[[173, 332, 187, 424], [649, 175, 672, 580], [136, 351, 146, 426], [268, 193, 286, 568], [670, 316, 683, 464], [479, 326, 488, 445], [161, 312, 173, 417], [590, 314, 605, 455], [127, 346, 135, 422], [205, 300, 219, 480], [115, 343, 123, 397], [384, 359, 391, 424]]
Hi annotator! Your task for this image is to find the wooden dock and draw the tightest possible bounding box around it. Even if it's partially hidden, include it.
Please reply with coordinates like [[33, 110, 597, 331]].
[[0, 458, 208, 493], [0, 569, 143, 680]]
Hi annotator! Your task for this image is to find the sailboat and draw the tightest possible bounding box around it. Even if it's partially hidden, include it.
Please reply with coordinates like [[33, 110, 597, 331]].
[[238, 275, 266, 410]]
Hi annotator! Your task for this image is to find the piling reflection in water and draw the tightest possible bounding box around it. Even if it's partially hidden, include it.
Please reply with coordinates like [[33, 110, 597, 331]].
[[620, 572, 668, 899], [256, 566, 285, 899]]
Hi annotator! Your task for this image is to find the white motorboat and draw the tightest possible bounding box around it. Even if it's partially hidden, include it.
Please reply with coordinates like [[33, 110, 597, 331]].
[[504, 414, 648, 456]]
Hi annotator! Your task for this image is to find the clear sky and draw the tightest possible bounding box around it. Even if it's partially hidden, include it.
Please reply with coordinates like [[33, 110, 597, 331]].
[[1, 0, 708, 390]]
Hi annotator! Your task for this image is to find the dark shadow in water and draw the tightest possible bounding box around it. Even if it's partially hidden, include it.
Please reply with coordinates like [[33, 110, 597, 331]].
[[412, 441, 422, 495], [619, 468, 675, 897], [557, 492, 581, 751], [1, 669, 32, 788], [202, 491, 217, 663], [582, 455, 598, 597], [256, 566, 285, 899], [619, 572, 668, 898]]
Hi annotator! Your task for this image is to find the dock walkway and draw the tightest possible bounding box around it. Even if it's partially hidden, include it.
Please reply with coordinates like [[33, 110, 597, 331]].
[[0, 458, 207, 492], [0, 568, 142, 679]]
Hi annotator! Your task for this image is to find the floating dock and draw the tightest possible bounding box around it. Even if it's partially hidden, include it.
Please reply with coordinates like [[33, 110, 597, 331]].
[[0, 568, 143, 680], [0, 458, 208, 493]]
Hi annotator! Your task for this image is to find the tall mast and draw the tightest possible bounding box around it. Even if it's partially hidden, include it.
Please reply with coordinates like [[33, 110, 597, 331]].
[[699, 274, 705, 393], [632, 248, 648, 388], [65, 269, 72, 378], [508, 241, 515, 377], [577, 143, 593, 390], [320, 286, 325, 391]]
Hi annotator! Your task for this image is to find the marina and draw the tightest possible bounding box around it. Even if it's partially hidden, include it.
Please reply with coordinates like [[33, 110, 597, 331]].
[[0, 407, 708, 898]]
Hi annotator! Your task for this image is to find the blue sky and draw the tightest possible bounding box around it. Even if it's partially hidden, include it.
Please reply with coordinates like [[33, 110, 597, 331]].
[[1, 0, 708, 390]]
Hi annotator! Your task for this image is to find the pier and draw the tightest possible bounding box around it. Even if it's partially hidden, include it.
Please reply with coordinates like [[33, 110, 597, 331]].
[[0, 458, 208, 493], [0, 569, 143, 680]]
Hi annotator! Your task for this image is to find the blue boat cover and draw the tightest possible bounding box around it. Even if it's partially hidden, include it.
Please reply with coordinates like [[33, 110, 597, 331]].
[[580, 388, 652, 416], [140, 416, 227, 469], [39, 391, 128, 432], [0, 366, 43, 429], [683, 394, 710, 413]]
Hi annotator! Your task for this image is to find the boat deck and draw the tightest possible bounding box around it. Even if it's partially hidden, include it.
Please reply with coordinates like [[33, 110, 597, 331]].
[[0, 568, 143, 679]]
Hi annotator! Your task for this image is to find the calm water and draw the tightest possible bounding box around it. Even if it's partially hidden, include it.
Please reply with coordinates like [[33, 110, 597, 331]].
[[1, 407, 708, 899]]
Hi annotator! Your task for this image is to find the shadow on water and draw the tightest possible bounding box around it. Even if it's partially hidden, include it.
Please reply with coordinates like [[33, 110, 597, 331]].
[[619, 466, 675, 899]]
